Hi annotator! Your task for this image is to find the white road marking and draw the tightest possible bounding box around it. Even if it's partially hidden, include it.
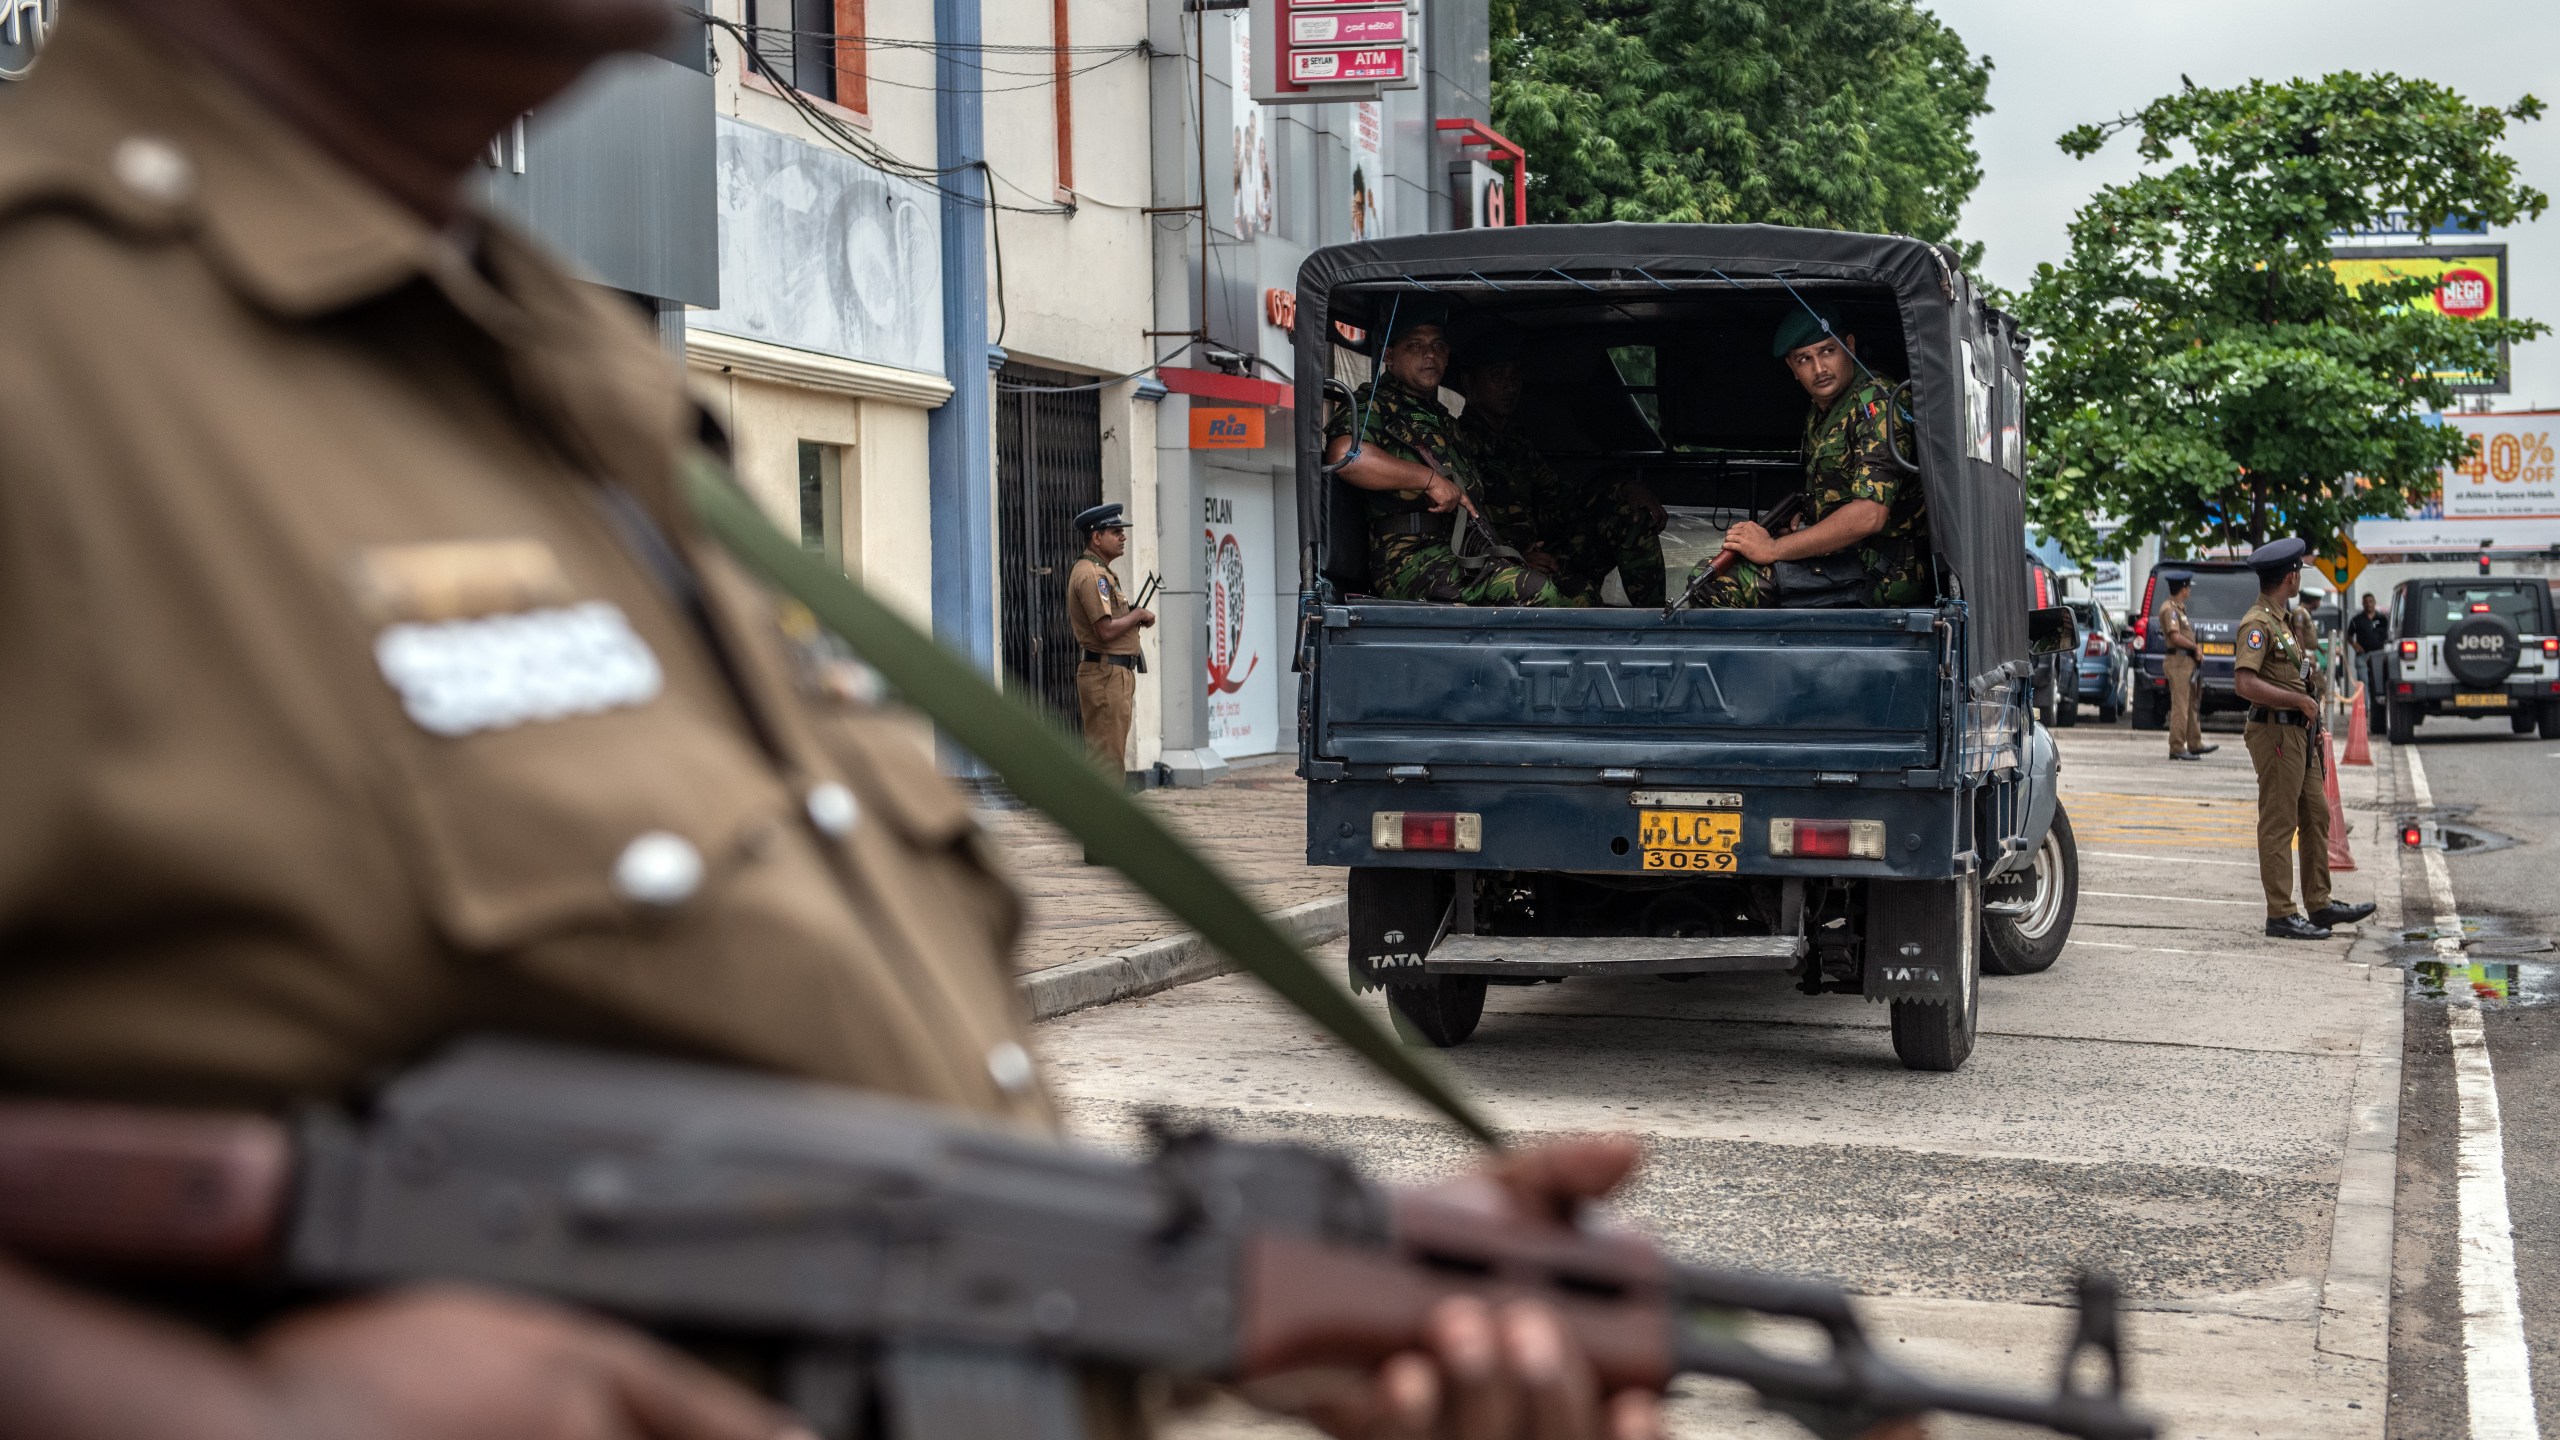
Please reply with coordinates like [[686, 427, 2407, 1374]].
[[2407, 746, 2541, 1439], [2083, 850, 2259, 868], [2081, 890, 2260, 907]]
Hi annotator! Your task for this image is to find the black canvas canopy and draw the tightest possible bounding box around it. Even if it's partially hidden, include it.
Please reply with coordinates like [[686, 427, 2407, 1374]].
[[1291, 223, 2032, 669]]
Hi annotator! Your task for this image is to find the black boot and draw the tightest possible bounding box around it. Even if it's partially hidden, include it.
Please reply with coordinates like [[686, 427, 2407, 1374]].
[[2193, 743, 2220, 755], [2265, 914, 2332, 940], [2309, 901, 2376, 927]]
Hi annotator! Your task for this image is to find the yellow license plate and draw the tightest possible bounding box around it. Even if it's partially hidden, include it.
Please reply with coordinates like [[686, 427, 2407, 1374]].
[[2454, 692, 2508, 708], [1639, 810, 1740, 872], [2199, 642, 2235, 656]]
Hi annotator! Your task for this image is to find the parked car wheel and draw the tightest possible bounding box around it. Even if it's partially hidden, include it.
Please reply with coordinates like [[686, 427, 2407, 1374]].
[[2053, 689, 2079, 726], [2368, 692, 2387, 736], [2097, 680, 2122, 725], [1890, 942, 1978, 1072], [1982, 806, 2078, 976], [2387, 697, 2415, 746], [2545, 701, 2560, 741], [1386, 976, 1486, 1048]]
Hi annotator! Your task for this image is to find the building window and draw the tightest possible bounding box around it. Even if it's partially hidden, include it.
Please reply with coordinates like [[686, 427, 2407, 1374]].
[[749, 0, 865, 113], [798, 440, 845, 569]]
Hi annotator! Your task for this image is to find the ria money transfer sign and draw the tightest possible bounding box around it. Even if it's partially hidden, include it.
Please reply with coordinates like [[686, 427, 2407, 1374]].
[[2327, 244, 2509, 393]]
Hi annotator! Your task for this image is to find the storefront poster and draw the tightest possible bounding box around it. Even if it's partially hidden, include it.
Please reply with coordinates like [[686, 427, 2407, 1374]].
[[1204, 473, 1279, 756], [1350, 101, 1386, 240], [1231, 20, 1273, 238]]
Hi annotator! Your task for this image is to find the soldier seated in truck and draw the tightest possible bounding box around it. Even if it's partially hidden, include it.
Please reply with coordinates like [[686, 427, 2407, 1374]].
[[1451, 327, 1669, 606], [1322, 301, 1575, 606], [1693, 305, 1934, 609]]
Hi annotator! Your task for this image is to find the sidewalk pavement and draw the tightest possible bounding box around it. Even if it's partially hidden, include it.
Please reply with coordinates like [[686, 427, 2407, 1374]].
[[980, 755, 1345, 1014]]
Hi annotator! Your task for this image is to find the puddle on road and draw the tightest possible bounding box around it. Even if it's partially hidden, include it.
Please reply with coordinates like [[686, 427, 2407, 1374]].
[[2409, 959, 2560, 1007]]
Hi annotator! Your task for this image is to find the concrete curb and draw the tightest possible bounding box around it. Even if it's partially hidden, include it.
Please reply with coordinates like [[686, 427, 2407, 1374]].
[[2314, 739, 2405, 1431], [1021, 895, 1348, 1022]]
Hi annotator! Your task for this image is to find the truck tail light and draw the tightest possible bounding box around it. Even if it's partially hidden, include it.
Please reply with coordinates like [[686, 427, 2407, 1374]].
[[1769, 818, 1885, 859], [2400, 639, 2419, 661], [2470, 602, 2493, 613], [1372, 811, 1481, 853], [2541, 637, 2557, 657]]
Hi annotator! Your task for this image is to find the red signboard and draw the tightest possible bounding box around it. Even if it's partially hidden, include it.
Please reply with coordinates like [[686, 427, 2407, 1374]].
[[1289, 8, 1407, 45], [1290, 46, 1409, 84]]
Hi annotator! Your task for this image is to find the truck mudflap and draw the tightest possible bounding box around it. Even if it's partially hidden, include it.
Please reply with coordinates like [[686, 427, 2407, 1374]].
[[1346, 868, 1453, 992], [1863, 874, 1978, 1005]]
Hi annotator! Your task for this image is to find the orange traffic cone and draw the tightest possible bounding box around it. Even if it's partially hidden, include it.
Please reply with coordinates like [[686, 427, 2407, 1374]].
[[2324, 731, 2356, 872], [2341, 684, 2373, 767]]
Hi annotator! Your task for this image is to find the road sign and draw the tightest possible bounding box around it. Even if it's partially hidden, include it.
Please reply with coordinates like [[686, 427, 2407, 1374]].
[[2317, 536, 2368, 590]]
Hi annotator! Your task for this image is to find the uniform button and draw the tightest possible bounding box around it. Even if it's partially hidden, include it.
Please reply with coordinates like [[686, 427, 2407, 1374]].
[[805, 781, 861, 837], [612, 831, 702, 907], [985, 1041, 1036, 1096], [111, 136, 195, 205]]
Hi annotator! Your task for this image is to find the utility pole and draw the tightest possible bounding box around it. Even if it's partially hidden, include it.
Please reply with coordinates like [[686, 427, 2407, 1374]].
[[930, 0, 998, 774]]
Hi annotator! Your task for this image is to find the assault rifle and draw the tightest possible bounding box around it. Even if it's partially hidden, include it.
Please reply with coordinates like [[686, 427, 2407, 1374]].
[[0, 1041, 2152, 1440], [1674, 490, 1812, 609]]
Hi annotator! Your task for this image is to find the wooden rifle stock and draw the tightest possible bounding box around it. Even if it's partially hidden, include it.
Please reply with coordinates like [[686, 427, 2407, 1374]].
[[0, 1101, 289, 1272]]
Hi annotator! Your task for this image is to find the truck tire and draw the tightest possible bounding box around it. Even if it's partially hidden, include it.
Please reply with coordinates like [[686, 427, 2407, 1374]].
[[2132, 683, 2167, 731], [1982, 807, 2077, 976], [1386, 977, 1486, 1048], [2544, 701, 2560, 741], [2387, 697, 2415, 746], [1890, 947, 1977, 1072], [2368, 693, 2386, 736]]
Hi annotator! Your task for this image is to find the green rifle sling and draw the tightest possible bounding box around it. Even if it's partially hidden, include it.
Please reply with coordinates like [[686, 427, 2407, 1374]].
[[680, 454, 1496, 1144]]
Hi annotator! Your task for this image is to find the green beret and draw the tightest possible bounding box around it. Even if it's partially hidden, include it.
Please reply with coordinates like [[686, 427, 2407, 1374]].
[[1772, 304, 1846, 358]]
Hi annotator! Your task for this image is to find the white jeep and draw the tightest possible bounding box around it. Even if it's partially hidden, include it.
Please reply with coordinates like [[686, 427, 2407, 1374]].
[[2375, 578, 2560, 743]]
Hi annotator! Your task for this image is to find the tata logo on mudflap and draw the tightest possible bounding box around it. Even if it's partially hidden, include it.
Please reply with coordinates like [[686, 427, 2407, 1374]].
[[1518, 657, 1730, 714], [1880, 965, 1942, 984]]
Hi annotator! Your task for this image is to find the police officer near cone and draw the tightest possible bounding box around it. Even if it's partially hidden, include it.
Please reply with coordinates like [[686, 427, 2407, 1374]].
[[2156, 571, 2217, 761], [2235, 539, 2376, 940], [0, 1, 1663, 1436], [1067, 503, 1152, 775]]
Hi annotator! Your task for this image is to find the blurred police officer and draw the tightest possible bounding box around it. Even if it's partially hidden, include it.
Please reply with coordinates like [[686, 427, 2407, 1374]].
[[2233, 540, 2375, 940], [0, 2, 1659, 1436], [2156, 572, 2215, 760]]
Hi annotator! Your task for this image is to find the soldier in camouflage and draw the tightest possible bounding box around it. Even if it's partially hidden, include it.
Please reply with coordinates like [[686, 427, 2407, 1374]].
[[1453, 331, 1668, 605], [1695, 304, 1933, 608], [1323, 302, 1572, 606]]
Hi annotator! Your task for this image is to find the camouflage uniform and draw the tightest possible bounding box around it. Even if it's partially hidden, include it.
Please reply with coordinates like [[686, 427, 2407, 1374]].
[[1462, 413, 1666, 606], [1327, 373, 1569, 605], [1695, 375, 1931, 608]]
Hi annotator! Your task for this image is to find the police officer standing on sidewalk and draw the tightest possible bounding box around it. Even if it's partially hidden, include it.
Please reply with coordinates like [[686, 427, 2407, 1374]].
[[2157, 571, 2216, 761], [2234, 539, 2375, 940], [1067, 503, 1153, 775]]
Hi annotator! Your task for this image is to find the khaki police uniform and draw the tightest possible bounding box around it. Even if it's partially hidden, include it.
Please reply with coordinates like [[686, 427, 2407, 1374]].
[[2236, 598, 2333, 921], [0, 13, 1049, 1125], [2160, 593, 2204, 756], [1067, 549, 1140, 771]]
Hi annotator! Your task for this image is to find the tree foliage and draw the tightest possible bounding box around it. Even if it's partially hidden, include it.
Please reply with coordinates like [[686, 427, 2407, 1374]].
[[1491, 0, 1990, 256], [2018, 74, 2549, 560]]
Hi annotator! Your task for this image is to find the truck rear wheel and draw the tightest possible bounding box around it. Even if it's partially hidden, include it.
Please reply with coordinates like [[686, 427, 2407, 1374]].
[[1890, 945, 1977, 1072], [2544, 701, 2560, 741], [2132, 683, 2167, 731], [1982, 807, 2077, 976], [1386, 977, 1486, 1048], [2387, 698, 2415, 746]]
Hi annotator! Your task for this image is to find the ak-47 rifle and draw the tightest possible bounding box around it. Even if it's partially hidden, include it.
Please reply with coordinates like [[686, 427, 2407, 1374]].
[[1131, 571, 1160, 611], [0, 1040, 2152, 1440], [1674, 490, 1812, 609]]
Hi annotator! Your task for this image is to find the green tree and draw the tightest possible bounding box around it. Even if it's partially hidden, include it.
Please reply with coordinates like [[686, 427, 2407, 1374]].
[[2019, 74, 2548, 560], [1491, 0, 1990, 256]]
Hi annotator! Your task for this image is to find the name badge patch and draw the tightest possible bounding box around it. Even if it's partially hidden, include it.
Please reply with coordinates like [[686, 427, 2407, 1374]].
[[376, 601, 662, 737]]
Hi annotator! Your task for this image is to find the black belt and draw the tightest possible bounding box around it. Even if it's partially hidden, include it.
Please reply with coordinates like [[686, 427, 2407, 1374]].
[[1373, 512, 1441, 537], [2247, 706, 2308, 726], [1083, 651, 1139, 669]]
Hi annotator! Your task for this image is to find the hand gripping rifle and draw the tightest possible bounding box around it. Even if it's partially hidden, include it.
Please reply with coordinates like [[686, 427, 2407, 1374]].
[[1674, 490, 1811, 610], [0, 1040, 2152, 1440]]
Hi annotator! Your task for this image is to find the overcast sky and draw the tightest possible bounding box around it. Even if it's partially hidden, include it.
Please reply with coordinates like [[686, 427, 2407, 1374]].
[[1923, 0, 2560, 412]]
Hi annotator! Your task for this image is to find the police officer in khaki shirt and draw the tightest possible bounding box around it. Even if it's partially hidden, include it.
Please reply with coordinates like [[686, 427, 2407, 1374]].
[[2234, 540, 2373, 941], [1066, 503, 1152, 773], [2156, 571, 2216, 761], [0, 4, 1658, 1438]]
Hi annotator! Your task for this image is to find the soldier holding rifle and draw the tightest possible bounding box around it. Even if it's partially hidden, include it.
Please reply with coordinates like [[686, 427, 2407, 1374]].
[[0, 0, 1655, 1436]]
